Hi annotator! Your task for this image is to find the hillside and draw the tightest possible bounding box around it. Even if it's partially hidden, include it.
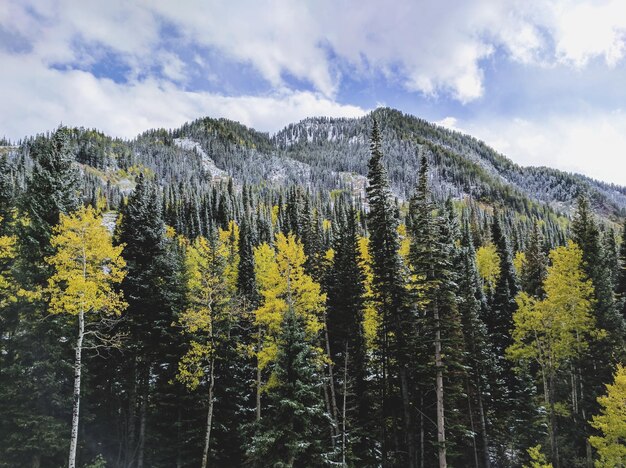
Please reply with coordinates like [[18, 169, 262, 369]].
[[3, 107, 626, 222]]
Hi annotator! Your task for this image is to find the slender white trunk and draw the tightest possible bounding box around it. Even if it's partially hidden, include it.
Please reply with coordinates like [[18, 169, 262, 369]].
[[342, 343, 349, 467], [433, 303, 447, 468], [201, 357, 215, 468], [256, 325, 262, 422], [324, 313, 339, 434], [68, 309, 84, 468]]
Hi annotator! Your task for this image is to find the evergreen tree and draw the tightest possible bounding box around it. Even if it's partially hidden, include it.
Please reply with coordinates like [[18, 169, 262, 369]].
[[521, 222, 548, 298], [247, 308, 329, 467], [365, 119, 411, 466], [327, 204, 372, 465]]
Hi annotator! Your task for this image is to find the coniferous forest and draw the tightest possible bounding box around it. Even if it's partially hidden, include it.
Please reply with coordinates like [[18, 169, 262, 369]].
[[1, 111, 626, 468]]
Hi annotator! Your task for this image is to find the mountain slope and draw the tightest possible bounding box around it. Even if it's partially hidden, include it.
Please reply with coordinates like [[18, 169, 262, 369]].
[[4, 107, 625, 220]]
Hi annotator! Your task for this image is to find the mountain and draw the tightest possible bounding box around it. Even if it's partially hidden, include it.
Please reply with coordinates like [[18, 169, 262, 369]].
[[4, 107, 626, 220]]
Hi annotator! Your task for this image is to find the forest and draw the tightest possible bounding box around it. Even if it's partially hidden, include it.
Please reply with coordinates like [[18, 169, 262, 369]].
[[0, 116, 625, 468]]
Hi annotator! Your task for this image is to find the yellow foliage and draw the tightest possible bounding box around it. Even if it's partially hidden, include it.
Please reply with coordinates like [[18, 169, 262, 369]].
[[524, 445, 553, 468], [507, 241, 597, 371], [46, 206, 126, 316], [589, 364, 626, 467], [254, 232, 325, 370], [177, 235, 233, 390], [514, 251, 526, 276], [0, 217, 17, 307], [476, 243, 500, 292], [358, 236, 380, 350], [397, 223, 410, 261]]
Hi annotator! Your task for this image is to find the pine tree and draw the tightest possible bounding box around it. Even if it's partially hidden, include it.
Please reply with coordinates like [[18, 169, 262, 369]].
[[521, 222, 548, 298], [116, 174, 180, 466], [247, 308, 329, 467], [365, 119, 411, 466], [407, 157, 465, 468], [572, 193, 626, 464], [20, 127, 80, 282], [457, 220, 495, 468], [326, 204, 372, 465]]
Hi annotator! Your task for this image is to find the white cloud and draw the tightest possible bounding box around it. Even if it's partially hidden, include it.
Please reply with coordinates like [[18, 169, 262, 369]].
[[7, 0, 626, 105], [462, 111, 626, 186], [0, 51, 365, 140]]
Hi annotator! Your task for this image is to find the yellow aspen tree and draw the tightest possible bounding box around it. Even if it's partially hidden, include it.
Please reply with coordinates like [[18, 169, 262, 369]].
[[46, 205, 126, 468], [589, 364, 626, 467], [507, 241, 597, 468], [358, 236, 380, 349], [0, 215, 16, 307], [176, 235, 231, 468], [253, 232, 325, 413], [476, 243, 501, 293]]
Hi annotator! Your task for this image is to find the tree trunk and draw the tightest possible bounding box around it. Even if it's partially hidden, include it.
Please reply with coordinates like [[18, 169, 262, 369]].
[[256, 326, 262, 422], [433, 303, 447, 468], [68, 309, 84, 468], [342, 343, 349, 467], [201, 357, 215, 468], [322, 374, 335, 447], [466, 379, 479, 468], [399, 366, 415, 468], [324, 313, 339, 435], [476, 382, 490, 468], [549, 371, 559, 468]]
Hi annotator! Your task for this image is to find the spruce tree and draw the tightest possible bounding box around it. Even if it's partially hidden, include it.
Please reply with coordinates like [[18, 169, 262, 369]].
[[521, 222, 548, 298], [327, 203, 372, 465], [247, 308, 329, 467], [365, 119, 411, 466]]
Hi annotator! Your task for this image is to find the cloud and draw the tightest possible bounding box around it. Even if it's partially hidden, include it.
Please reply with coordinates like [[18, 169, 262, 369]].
[[461, 111, 626, 186], [0, 50, 365, 140], [6, 0, 626, 106]]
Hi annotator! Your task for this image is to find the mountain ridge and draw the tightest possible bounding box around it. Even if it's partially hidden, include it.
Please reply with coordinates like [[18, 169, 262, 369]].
[[4, 107, 625, 220]]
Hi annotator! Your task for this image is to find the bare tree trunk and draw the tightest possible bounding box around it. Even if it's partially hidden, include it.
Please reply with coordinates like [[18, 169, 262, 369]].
[[399, 366, 415, 468], [466, 379, 479, 468], [476, 382, 490, 468], [201, 357, 215, 468], [68, 310, 84, 468], [256, 327, 262, 422], [433, 303, 447, 468], [324, 313, 339, 434], [549, 371, 559, 468], [323, 374, 336, 447], [342, 343, 349, 467]]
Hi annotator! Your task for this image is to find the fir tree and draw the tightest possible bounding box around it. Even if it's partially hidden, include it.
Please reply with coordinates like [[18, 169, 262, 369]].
[[327, 203, 372, 465], [521, 222, 548, 298], [247, 308, 329, 467], [365, 119, 411, 466]]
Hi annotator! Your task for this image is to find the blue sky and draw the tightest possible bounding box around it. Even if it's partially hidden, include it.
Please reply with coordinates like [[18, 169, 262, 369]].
[[2, 1, 626, 185]]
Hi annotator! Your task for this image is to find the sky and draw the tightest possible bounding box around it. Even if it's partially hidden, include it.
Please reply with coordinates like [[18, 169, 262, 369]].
[[1, 1, 626, 185]]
